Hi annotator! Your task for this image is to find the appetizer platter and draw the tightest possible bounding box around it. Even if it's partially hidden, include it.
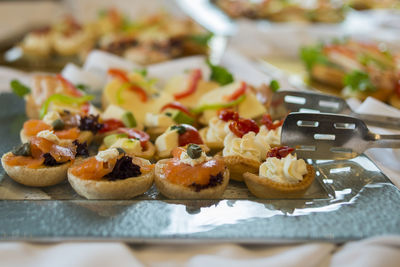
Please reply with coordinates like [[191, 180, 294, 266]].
[[2, 8, 211, 71], [300, 38, 400, 109], [0, 52, 399, 243]]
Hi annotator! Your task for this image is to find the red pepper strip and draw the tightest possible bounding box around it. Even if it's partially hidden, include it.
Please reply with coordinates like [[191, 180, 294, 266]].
[[108, 68, 130, 83], [260, 114, 284, 131], [108, 68, 148, 102], [128, 84, 148, 102], [160, 102, 193, 116], [267, 146, 294, 159], [223, 81, 247, 102], [117, 128, 150, 149], [173, 69, 203, 100], [56, 74, 83, 97], [99, 119, 125, 133]]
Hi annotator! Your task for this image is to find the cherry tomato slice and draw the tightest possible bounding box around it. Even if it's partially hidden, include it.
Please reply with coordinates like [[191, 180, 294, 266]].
[[177, 124, 203, 146], [260, 114, 284, 131], [99, 119, 125, 133], [218, 109, 239, 122], [267, 146, 295, 159], [229, 118, 259, 138]]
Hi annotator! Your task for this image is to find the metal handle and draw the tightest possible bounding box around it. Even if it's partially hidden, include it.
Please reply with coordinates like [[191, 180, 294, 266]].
[[368, 133, 400, 148], [352, 113, 400, 130]]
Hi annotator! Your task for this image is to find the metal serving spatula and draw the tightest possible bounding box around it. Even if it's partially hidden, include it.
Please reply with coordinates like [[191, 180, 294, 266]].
[[270, 90, 400, 129], [281, 112, 400, 160]]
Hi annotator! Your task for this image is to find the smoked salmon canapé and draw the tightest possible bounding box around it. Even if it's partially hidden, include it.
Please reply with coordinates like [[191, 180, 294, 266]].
[[68, 148, 154, 200], [243, 146, 315, 199], [154, 145, 229, 199], [1, 134, 89, 187]]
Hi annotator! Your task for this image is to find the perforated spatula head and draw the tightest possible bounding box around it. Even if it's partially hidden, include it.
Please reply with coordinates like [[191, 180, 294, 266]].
[[270, 90, 400, 129], [281, 112, 375, 160]]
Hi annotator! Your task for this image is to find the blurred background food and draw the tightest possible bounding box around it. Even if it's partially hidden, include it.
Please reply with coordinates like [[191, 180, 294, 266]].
[[0, 0, 399, 108]]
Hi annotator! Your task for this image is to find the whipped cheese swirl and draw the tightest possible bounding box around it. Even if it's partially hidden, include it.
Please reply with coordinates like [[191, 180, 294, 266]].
[[179, 150, 210, 167], [256, 125, 281, 148], [223, 131, 261, 162], [95, 148, 120, 162], [259, 154, 308, 184], [205, 116, 230, 145]]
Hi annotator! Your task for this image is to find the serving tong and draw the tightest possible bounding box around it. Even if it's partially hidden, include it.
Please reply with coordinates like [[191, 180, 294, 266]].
[[281, 112, 400, 160], [270, 90, 400, 130]]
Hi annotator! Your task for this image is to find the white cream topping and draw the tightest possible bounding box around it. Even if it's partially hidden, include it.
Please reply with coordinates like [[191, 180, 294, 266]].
[[205, 116, 230, 145], [223, 131, 261, 162], [110, 138, 142, 155], [256, 125, 281, 147], [155, 127, 179, 158], [36, 130, 60, 144], [259, 154, 308, 184], [95, 148, 120, 162], [42, 111, 61, 126], [179, 150, 210, 167], [145, 113, 174, 129]]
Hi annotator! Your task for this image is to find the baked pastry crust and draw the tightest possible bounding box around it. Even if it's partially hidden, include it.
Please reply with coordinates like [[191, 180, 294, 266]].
[[68, 159, 154, 200], [243, 164, 315, 198], [1, 152, 72, 187], [223, 155, 260, 182], [154, 159, 229, 199]]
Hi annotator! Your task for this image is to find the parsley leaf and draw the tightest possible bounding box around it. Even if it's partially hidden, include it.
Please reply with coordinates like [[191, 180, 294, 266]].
[[206, 59, 234, 86], [269, 80, 280, 92], [189, 33, 213, 46], [300, 44, 330, 71], [76, 84, 89, 92], [135, 68, 148, 77], [343, 70, 376, 92], [10, 80, 30, 97]]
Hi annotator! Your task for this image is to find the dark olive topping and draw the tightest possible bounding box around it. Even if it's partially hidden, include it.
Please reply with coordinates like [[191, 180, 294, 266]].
[[12, 143, 31, 157], [171, 125, 186, 134], [105, 156, 141, 181], [165, 112, 172, 117], [73, 140, 89, 158], [190, 172, 224, 192], [187, 144, 202, 159], [43, 153, 62, 166], [79, 115, 104, 134], [52, 119, 65, 130]]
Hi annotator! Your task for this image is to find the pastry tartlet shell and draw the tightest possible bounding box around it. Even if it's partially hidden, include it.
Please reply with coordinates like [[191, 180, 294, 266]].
[[154, 159, 230, 199], [223, 155, 260, 182], [1, 152, 72, 187], [68, 160, 154, 200], [243, 164, 316, 198]]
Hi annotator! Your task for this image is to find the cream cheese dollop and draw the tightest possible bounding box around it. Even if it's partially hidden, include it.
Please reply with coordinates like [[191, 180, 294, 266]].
[[205, 116, 230, 145], [36, 130, 60, 144], [223, 131, 261, 162], [259, 154, 308, 184], [95, 148, 120, 162], [179, 150, 210, 167]]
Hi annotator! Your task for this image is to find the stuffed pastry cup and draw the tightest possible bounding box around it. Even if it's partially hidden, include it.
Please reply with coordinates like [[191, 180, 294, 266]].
[[1, 132, 85, 187], [243, 147, 315, 198], [68, 148, 154, 200], [155, 145, 229, 199]]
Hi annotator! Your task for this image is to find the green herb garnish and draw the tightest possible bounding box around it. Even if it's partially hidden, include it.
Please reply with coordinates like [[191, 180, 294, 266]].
[[76, 84, 89, 92], [189, 32, 213, 46], [40, 94, 94, 119], [343, 70, 376, 92], [206, 59, 234, 86], [10, 80, 30, 97], [269, 80, 280, 92], [300, 44, 330, 71], [135, 68, 148, 77]]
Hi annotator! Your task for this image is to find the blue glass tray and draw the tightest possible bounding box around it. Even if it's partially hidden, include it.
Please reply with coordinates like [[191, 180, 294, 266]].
[[1, 93, 399, 243]]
